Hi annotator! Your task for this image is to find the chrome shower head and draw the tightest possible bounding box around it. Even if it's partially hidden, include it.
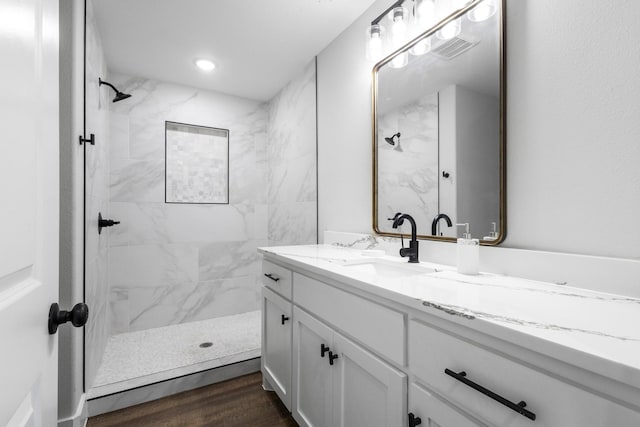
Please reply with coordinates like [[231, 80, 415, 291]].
[[99, 78, 132, 103]]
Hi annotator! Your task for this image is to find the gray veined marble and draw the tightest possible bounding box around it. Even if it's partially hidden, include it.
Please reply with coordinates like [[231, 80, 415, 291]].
[[266, 59, 317, 245], [199, 240, 260, 282], [377, 92, 439, 235], [421, 300, 640, 342]]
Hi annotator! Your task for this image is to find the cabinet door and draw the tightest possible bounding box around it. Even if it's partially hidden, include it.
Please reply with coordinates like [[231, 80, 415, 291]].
[[262, 287, 292, 410], [292, 307, 334, 427], [333, 333, 407, 427], [409, 382, 484, 427]]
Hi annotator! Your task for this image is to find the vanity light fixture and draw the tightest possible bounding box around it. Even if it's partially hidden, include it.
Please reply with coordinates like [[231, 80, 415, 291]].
[[435, 0, 465, 40], [467, 0, 497, 22], [409, 0, 435, 55], [195, 58, 216, 72], [365, 0, 438, 63], [367, 0, 491, 63]]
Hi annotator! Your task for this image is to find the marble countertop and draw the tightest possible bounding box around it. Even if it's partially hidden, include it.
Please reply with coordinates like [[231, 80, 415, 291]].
[[259, 244, 640, 391]]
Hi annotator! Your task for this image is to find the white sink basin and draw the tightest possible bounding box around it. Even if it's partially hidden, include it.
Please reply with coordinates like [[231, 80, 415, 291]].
[[341, 259, 438, 278]]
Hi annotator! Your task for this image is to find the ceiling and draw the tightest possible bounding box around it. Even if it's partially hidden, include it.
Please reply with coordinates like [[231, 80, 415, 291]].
[[92, 0, 378, 101]]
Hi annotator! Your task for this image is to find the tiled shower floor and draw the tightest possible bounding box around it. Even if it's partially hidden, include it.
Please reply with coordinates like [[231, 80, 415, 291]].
[[88, 310, 261, 398]]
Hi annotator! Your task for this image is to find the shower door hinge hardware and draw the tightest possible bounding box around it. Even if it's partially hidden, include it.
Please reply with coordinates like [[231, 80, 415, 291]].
[[48, 302, 89, 335], [79, 134, 95, 145]]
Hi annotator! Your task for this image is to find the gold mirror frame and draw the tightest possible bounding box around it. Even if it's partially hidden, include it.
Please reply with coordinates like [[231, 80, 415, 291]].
[[372, 0, 506, 245]]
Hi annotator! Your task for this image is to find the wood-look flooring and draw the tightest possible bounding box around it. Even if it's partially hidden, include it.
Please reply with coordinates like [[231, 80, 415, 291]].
[[87, 372, 297, 427]]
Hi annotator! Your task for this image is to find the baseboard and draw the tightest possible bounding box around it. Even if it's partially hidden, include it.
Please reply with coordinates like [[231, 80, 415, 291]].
[[57, 393, 88, 427], [87, 357, 261, 417]]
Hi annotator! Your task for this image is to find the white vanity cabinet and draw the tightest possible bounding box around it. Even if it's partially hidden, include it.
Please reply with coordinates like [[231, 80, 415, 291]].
[[261, 286, 292, 410], [292, 307, 334, 427], [408, 382, 484, 427], [408, 319, 640, 427], [260, 254, 640, 427], [292, 307, 407, 427]]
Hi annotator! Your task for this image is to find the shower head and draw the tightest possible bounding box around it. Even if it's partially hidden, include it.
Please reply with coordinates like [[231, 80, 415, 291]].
[[385, 132, 401, 146], [384, 132, 402, 151], [112, 91, 132, 102], [99, 78, 132, 103]]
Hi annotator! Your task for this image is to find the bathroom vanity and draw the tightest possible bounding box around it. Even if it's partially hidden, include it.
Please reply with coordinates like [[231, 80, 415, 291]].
[[260, 245, 640, 427]]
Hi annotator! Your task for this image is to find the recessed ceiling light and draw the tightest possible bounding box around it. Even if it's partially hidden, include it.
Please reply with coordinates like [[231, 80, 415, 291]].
[[195, 59, 215, 72]]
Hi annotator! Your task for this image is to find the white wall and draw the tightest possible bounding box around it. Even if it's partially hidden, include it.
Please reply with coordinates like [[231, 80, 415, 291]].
[[58, 1, 87, 425], [455, 85, 500, 239], [318, 0, 640, 260]]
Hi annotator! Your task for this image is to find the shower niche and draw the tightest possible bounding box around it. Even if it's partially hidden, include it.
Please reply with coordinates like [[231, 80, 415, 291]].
[[165, 122, 230, 204]]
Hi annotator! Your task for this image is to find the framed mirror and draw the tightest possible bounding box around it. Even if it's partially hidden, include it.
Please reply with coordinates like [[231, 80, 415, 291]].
[[372, 0, 505, 244]]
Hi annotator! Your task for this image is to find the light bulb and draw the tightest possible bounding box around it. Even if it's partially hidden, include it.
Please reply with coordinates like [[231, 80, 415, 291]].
[[388, 51, 408, 69], [409, 38, 431, 56], [468, 0, 497, 22], [389, 6, 407, 48], [366, 24, 385, 61], [415, 0, 436, 26], [436, 19, 461, 40]]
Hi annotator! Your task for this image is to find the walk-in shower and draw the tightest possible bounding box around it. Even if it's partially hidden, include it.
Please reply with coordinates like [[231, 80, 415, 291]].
[[83, 0, 317, 408]]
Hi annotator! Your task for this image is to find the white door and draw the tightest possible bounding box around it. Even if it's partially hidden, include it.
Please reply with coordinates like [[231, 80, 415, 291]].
[[292, 307, 334, 427], [0, 0, 60, 425], [333, 333, 407, 427]]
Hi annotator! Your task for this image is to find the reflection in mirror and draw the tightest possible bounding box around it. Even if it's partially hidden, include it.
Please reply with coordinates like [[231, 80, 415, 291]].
[[373, 0, 504, 244]]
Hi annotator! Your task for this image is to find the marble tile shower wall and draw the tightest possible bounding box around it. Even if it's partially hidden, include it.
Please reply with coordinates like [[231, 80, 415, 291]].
[[106, 73, 268, 334], [377, 93, 439, 235], [266, 60, 317, 246], [85, 0, 111, 389]]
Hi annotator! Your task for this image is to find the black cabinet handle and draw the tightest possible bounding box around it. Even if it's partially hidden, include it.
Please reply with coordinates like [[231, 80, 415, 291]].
[[408, 412, 422, 427], [264, 273, 280, 282], [444, 369, 536, 421], [281, 314, 290, 325], [328, 351, 338, 366], [321, 344, 330, 358]]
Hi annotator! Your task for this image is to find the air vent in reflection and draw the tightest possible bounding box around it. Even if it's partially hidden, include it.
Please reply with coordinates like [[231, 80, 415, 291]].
[[431, 36, 478, 60]]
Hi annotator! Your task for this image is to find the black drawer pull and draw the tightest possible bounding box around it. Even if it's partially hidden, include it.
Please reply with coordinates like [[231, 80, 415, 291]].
[[408, 412, 422, 426], [264, 273, 280, 282], [281, 314, 290, 325], [328, 351, 339, 366], [321, 344, 330, 358], [444, 369, 536, 421]]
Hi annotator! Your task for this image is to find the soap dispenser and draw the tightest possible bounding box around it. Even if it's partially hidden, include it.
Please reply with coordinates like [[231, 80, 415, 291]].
[[456, 223, 479, 275], [483, 222, 499, 241]]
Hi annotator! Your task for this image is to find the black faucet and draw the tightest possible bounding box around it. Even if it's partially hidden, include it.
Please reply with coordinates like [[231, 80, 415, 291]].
[[431, 213, 453, 236], [389, 212, 419, 263]]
